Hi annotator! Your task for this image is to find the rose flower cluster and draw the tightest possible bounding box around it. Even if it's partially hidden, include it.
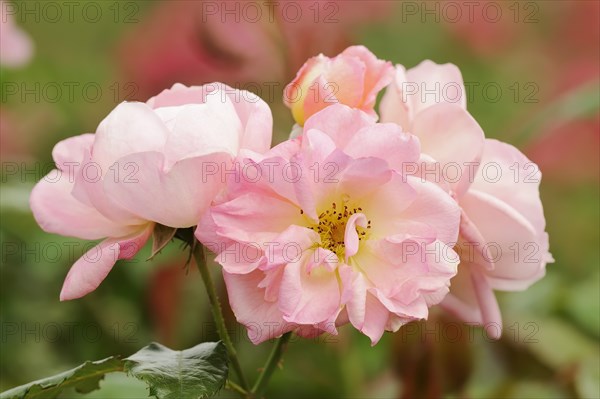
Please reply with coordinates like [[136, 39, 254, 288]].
[[30, 46, 551, 344]]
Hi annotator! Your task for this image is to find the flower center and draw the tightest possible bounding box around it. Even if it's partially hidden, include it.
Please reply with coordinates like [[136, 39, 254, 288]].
[[304, 201, 372, 259]]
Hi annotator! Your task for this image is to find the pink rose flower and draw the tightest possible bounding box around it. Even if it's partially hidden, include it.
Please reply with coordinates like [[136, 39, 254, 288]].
[[0, 0, 34, 68], [196, 107, 460, 344], [380, 61, 552, 337], [30, 83, 272, 300], [284, 45, 394, 126]]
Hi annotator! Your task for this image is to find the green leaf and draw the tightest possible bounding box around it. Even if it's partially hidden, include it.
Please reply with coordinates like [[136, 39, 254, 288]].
[[575, 355, 600, 399], [564, 275, 600, 338], [505, 380, 569, 399], [0, 357, 123, 399], [1, 341, 228, 399], [124, 341, 228, 399], [523, 317, 599, 370], [66, 373, 150, 399]]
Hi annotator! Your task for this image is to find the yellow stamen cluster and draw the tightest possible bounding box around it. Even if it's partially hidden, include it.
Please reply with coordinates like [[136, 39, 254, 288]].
[[303, 201, 372, 259]]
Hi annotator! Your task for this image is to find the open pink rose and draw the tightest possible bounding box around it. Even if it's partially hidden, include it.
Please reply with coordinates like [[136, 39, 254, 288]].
[[284, 45, 394, 126], [380, 61, 552, 337], [197, 107, 460, 344], [0, 0, 34, 68], [30, 83, 272, 300]]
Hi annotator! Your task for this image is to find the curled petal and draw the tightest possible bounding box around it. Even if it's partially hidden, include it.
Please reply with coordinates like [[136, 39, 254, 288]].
[[460, 189, 543, 285], [472, 139, 548, 237], [224, 270, 295, 345], [60, 224, 152, 300], [470, 271, 502, 339], [341, 45, 394, 109], [344, 213, 368, 260], [279, 250, 342, 326], [52, 134, 94, 172]]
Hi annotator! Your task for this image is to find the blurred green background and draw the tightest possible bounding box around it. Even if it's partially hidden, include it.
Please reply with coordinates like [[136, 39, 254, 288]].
[[1, 1, 598, 398]]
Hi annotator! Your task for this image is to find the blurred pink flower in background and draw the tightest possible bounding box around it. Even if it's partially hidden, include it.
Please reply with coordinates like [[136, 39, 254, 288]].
[[0, 0, 34, 161], [380, 61, 552, 337], [148, 258, 187, 346], [118, 0, 391, 99], [30, 83, 273, 301], [0, 110, 25, 159], [284, 45, 393, 126], [443, 0, 599, 200], [0, 0, 33, 68], [527, 117, 600, 185], [444, 0, 519, 58], [550, 1, 599, 89], [524, 1, 599, 184], [445, 1, 599, 100]]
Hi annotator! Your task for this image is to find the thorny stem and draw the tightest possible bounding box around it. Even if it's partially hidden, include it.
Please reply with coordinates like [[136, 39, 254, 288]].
[[251, 332, 292, 398], [193, 242, 250, 392], [226, 380, 250, 397]]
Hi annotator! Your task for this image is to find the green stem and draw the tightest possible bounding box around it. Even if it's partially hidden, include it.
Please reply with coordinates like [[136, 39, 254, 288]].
[[226, 380, 250, 397], [193, 243, 250, 391], [251, 332, 292, 398]]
